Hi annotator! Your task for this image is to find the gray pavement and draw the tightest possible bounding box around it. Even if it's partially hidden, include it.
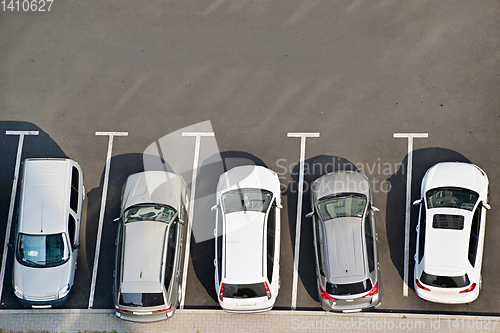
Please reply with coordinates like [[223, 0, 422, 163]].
[[1, 309, 500, 333]]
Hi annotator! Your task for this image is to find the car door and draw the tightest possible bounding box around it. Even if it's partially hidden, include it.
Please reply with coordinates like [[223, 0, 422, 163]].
[[214, 207, 223, 293], [113, 221, 123, 305]]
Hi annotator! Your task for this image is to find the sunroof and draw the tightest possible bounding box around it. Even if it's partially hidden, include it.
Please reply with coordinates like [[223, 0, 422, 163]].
[[432, 214, 464, 230]]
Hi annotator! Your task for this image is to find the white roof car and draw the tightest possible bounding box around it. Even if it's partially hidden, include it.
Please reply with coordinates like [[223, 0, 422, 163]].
[[413, 162, 490, 304], [213, 165, 282, 313], [12, 158, 84, 307]]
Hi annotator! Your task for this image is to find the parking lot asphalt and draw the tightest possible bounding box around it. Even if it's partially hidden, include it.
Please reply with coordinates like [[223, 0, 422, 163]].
[[0, 0, 499, 317]]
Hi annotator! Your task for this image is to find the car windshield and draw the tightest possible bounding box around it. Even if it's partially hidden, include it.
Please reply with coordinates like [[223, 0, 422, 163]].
[[222, 189, 273, 214], [119, 292, 165, 307], [420, 271, 470, 288], [223, 283, 267, 298], [326, 278, 372, 296], [317, 194, 367, 221], [17, 233, 70, 267], [124, 204, 176, 223], [426, 187, 479, 211]]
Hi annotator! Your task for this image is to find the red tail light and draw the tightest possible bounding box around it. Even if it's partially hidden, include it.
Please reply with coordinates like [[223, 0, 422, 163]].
[[219, 283, 224, 301], [416, 279, 430, 291], [264, 281, 272, 300], [157, 304, 173, 312], [115, 306, 129, 313], [363, 281, 379, 298], [320, 286, 338, 301], [459, 283, 476, 294]]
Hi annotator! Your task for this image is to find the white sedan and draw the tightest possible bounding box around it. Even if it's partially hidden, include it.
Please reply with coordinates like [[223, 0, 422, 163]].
[[212, 165, 282, 313], [413, 162, 490, 304]]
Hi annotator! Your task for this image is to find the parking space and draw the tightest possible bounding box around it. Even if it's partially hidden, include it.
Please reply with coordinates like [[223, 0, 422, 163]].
[[1, 0, 499, 317]]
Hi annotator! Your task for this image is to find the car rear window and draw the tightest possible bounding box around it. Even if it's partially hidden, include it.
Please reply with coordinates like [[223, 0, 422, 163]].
[[326, 278, 372, 296], [223, 283, 267, 298], [432, 214, 465, 230], [119, 292, 165, 307], [420, 271, 470, 288]]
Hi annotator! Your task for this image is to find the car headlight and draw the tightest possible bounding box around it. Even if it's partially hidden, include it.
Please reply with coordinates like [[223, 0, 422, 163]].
[[58, 284, 71, 299], [13, 285, 24, 299]]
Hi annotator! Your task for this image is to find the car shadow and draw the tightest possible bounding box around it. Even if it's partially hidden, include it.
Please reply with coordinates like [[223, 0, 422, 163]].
[[185, 151, 266, 307], [282, 155, 358, 306], [385, 147, 471, 291], [0, 121, 66, 308]]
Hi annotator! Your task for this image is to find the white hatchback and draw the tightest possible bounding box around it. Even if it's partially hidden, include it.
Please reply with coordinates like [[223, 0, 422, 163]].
[[413, 162, 490, 304], [212, 165, 282, 313]]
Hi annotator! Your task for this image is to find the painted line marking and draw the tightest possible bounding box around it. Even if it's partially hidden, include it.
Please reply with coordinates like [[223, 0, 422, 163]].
[[179, 132, 215, 309], [0, 131, 39, 302], [393, 133, 428, 297], [88, 131, 128, 309], [287, 132, 320, 310]]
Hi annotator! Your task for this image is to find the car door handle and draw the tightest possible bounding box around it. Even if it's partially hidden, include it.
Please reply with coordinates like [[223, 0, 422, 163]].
[[213, 259, 217, 267]]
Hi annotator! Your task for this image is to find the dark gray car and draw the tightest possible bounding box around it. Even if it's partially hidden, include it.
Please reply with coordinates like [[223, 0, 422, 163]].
[[306, 170, 382, 312], [113, 171, 188, 322]]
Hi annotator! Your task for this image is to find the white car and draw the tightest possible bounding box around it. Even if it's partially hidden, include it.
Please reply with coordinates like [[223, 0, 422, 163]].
[[413, 162, 490, 304], [212, 165, 282, 313]]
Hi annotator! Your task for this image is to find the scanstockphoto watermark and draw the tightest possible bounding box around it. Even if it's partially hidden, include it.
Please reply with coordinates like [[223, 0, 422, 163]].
[[290, 317, 499, 331], [275, 158, 400, 194]]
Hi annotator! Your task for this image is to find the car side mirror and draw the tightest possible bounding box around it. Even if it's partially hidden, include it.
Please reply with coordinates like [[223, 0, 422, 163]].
[[413, 199, 422, 206], [305, 212, 314, 218], [113, 217, 121, 223], [72, 243, 81, 251], [483, 202, 491, 210], [276, 203, 283, 209], [211, 205, 217, 212], [371, 206, 380, 212], [178, 218, 185, 225]]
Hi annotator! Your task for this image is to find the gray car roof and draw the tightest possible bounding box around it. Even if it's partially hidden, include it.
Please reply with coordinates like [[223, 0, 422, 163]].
[[324, 217, 366, 281]]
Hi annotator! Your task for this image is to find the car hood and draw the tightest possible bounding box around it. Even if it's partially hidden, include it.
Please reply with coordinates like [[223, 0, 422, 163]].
[[122, 171, 184, 211], [13, 259, 70, 298], [422, 162, 487, 194], [218, 166, 279, 195], [313, 171, 370, 201]]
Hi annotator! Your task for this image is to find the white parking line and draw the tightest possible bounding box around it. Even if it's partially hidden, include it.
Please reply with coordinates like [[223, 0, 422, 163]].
[[287, 132, 320, 310], [0, 131, 39, 303], [393, 133, 428, 297], [179, 132, 215, 309], [88, 132, 128, 309]]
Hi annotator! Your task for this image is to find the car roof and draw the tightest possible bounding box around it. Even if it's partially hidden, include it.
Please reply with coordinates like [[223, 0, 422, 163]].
[[218, 165, 278, 194], [121, 221, 168, 292], [423, 208, 473, 275], [122, 171, 185, 211], [223, 211, 265, 282], [19, 159, 76, 235], [324, 217, 367, 282], [314, 171, 371, 200], [422, 162, 486, 194]]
